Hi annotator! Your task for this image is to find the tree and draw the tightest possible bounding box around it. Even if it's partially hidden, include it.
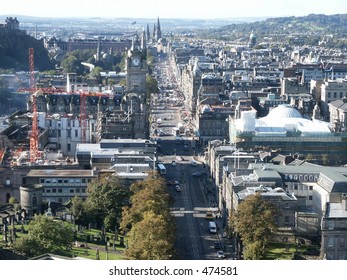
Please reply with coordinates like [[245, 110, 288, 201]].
[[146, 75, 159, 96], [8, 197, 18, 205], [121, 173, 175, 260], [70, 196, 91, 227], [91, 66, 103, 84], [13, 215, 74, 257], [121, 173, 171, 232], [322, 154, 329, 166], [86, 175, 130, 231], [228, 193, 277, 260], [125, 211, 175, 260]]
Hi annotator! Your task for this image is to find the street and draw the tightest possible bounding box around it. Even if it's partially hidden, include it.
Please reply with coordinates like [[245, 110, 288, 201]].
[[151, 57, 233, 260]]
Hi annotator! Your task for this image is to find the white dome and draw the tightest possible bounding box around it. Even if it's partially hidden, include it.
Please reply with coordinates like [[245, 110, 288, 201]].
[[266, 105, 302, 120]]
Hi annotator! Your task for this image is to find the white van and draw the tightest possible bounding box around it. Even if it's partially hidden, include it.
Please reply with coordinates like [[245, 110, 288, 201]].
[[209, 221, 217, 233]]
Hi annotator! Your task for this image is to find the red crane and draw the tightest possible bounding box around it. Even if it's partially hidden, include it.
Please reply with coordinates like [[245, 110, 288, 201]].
[[29, 48, 39, 163]]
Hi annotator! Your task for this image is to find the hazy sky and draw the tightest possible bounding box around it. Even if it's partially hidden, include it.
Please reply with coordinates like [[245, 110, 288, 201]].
[[1, 0, 347, 19]]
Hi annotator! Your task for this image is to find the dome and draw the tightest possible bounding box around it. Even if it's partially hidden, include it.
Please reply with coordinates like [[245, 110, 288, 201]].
[[266, 105, 302, 120]]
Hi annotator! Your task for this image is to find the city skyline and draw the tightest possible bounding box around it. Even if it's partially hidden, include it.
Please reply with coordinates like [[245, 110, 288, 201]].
[[1, 0, 347, 19]]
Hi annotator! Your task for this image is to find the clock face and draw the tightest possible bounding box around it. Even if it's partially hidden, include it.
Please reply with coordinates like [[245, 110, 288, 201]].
[[132, 58, 140, 66]]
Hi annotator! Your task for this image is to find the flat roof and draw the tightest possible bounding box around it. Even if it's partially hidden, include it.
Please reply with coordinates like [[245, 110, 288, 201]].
[[26, 169, 96, 177]]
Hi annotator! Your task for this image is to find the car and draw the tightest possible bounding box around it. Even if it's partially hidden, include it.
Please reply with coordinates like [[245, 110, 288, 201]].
[[176, 156, 183, 161], [175, 185, 182, 192], [192, 171, 205, 177], [191, 160, 198, 166], [206, 211, 213, 220], [171, 160, 176, 167], [217, 251, 225, 259], [214, 242, 223, 250]]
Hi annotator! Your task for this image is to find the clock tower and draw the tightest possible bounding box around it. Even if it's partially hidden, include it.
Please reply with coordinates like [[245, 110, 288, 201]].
[[125, 33, 147, 96]]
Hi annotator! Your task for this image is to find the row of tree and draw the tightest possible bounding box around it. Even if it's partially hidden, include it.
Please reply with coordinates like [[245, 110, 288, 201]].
[[121, 173, 176, 260], [228, 193, 277, 260]]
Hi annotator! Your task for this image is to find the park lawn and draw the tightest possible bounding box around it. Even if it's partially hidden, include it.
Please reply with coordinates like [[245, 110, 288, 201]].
[[264, 242, 319, 260], [1, 223, 127, 260], [71, 246, 123, 260], [264, 243, 297, 259]]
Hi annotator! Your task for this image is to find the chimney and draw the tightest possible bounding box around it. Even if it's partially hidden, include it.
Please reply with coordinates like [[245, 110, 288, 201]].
[[342, 193, 347, 211]]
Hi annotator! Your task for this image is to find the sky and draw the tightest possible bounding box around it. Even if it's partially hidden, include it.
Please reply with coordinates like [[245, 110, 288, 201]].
[[1, 0, 347, 19]]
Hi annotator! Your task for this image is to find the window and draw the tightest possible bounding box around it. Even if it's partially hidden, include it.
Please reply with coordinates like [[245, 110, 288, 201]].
[[40, 179, 44, 184], [76, 188, 80, 193], [64, 180, 68, 184], [75, 130, 78, 137], [46, 189, 51, 193], [70, 189, 74, 193], [52, 189, 56, 193], [81, 189, 86, 193], [294, 185, 298, 190], [308, 196, 313, 200], [309, 186, 313, 191], [67, 144, 71, 152], [58, 179, 62, 184], [58, 189, 62, 193], [285, 216, 289, 224], [82, 179, 86, 183], [328, 236, 334, 247]]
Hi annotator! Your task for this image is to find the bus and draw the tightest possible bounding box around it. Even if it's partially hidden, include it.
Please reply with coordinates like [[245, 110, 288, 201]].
[[157, 163, 166, 175]]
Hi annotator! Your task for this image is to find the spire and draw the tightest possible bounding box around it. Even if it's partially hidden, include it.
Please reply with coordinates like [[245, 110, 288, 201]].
[[141, 29, 147, 52], [146, 23, 150, 41], [156, 17, 162, 41], [153, 24, 156, 42]]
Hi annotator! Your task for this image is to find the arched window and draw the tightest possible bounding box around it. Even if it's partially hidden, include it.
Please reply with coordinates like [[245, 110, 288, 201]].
[[6, 193, 11, 203], [32, 196, 37, 207]]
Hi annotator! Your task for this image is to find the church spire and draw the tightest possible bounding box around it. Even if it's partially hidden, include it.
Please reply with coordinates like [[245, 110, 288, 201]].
[[156, 17, 162, 41], [146, 23, 150, 41]]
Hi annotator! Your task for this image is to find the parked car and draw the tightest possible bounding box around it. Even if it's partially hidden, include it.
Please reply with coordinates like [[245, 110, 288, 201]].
[[192, 171, 207, 177], [217, 251, 225, 259], [175, 185, 182, 192], [171, 160, 176, 167], [214, 242, 223, 250], [191, 160, 198, 166], [205, 211, 214, 220]]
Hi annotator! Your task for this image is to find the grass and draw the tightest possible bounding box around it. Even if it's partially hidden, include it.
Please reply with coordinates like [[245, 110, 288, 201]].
[[1, 223, 127, 260], [264, 242, 320, 260]]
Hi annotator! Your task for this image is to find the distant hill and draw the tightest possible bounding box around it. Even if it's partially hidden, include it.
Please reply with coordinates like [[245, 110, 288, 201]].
[[206, 14, 347, 40], [0, 29, 53, 71]]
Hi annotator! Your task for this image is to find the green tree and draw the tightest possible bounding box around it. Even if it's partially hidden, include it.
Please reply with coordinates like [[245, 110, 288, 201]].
[[70, 196, 91, 227], [8, 196, 18, 205], [322, 154, 329, 166], [13, 215, 73, 257], [121, 173, 170, 232], [91, 66, 103, 84], [306, 153, 314, 162], [146, 75, 159, 101], [86, 175, 130, 231], [125, 211, 175, 260], [121, 173, 175, 260], [228, 193, 277, 260]]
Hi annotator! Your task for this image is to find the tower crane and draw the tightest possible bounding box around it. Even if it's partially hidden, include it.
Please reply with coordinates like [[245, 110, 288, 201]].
[[29, 48, 40, 163]]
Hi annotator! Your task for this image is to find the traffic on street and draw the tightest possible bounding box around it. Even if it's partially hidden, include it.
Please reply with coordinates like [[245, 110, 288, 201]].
[[150, 57, 234, 260]]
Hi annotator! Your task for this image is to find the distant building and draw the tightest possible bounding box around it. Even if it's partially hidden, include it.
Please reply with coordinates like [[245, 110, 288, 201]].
[[229, 104, 347, 164], [0, 17, 19, 30]]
